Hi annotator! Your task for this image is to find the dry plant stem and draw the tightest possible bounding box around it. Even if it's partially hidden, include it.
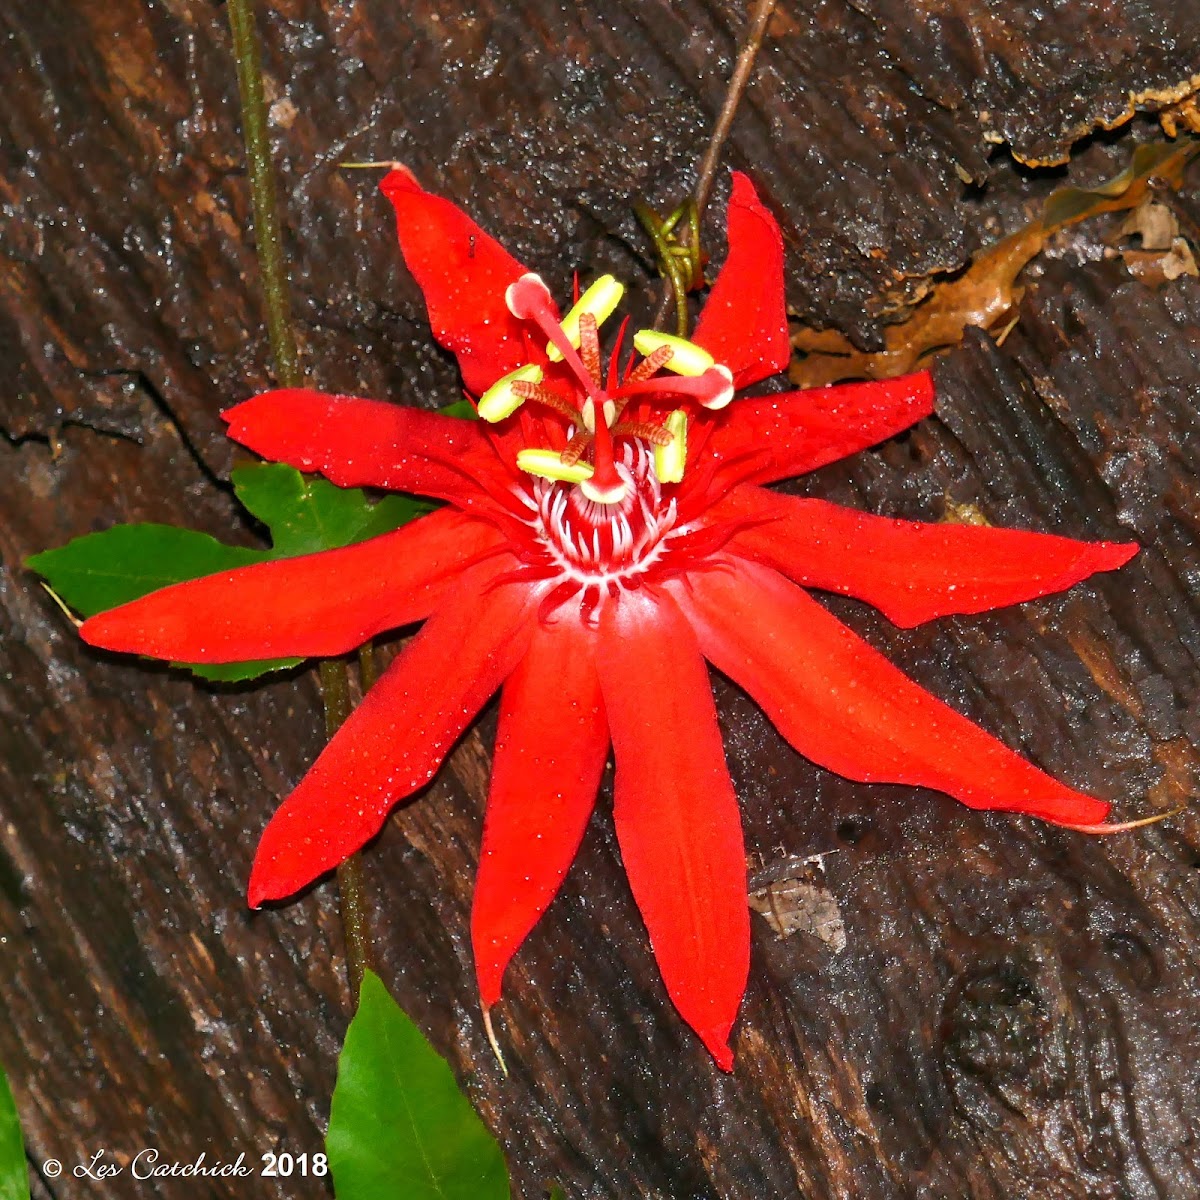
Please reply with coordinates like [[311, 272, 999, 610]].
[[227, 0, 374, 1002], [652, 0, 778, 330], [693, 0, 778, 218]]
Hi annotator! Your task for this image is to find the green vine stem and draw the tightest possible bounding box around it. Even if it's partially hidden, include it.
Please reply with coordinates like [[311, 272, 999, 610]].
[[226, 0, 301, 390], [226, 0, 376, 1001]]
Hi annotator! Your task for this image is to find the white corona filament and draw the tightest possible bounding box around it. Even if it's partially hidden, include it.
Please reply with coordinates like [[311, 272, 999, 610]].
[[522, 441, 682, 587]]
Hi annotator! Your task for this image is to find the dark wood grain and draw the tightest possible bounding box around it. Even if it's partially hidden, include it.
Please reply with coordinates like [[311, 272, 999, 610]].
[[3, 1, 1200, 1197]]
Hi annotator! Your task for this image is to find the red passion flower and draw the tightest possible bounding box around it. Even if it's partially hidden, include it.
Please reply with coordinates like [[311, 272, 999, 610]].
[[80, 169, 1137, 1068]]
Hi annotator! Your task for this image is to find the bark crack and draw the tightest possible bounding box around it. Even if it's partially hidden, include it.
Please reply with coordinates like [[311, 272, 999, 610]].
[[1, 418, 140, 450], [75, 366, 232, 495]]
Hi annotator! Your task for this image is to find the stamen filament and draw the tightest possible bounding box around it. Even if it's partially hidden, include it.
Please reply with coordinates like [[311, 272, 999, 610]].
[[624, 344, 674, 386], [614, 420, 673, 446], [511, 380, 579, 421], [561, 432, 592, 466], [579, 311, 601, 386]]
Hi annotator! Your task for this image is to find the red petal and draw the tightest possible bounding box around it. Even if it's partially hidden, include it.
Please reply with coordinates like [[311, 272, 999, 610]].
[[224, 390, 501, 506], [595, 587, 749, 1070], [248, 560, 536, 905], [672, 559, 1111, 826], [80, 509, 505, 661], [719, 487, 1139, 627], [381, 169, 537, 397], [472, 617, 607, 1007], [700, 371, 935, 485], [692, 172, 791, 388]]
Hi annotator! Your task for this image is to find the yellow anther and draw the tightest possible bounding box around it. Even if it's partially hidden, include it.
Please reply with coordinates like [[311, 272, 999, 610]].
[[478, 363, 543, 423], [546, 275, 625, 362], [653, 410, 688, 483], [516, 448, 595, 484], [632, 330, 715, 377]]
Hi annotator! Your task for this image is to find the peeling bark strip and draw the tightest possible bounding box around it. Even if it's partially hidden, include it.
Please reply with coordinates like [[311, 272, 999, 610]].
[[2, 1, 1200, 1198], [846, 0, 1200, 166]]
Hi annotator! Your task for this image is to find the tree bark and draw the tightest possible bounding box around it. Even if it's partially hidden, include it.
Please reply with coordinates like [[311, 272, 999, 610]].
[[2, 1, 1199, 1197]]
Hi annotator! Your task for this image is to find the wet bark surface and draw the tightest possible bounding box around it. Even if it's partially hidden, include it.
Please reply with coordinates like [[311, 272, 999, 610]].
[[3, 1, 1200, 1197]]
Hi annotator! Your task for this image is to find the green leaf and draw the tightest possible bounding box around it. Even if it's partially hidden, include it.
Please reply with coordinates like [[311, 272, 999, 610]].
[[26, 525, 270, 615], [28, 466, 430, 685], [327, 971, 509, 1200], [27, 527, 297, 684], [186, 657, 302, 682], [232, 463, 429, 557], [0, 1065, 30, 1200], [349, 493, 433, 545], [438, 399, 479, 420]]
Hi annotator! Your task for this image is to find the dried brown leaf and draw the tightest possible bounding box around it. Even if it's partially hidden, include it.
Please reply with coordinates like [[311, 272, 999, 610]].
[[1117, 200, 1179, 251], [748, 856, 846, 950], [1122, 237, 1198, 287], [790, 138, 1200, 387]]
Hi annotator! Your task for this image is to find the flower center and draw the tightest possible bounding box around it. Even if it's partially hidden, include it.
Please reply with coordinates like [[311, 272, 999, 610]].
[[522, 440, 679, 587], [479, 272, 734, 505]]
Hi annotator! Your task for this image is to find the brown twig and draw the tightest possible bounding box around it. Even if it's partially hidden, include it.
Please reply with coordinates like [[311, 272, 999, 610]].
[[693, 0, 779, 218], [226, 0, 375, 1004], [651, 0, 778, 331]]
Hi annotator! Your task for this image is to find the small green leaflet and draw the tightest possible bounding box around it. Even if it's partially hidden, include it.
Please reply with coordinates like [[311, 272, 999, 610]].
[[438, 399, 479, 421], [0, 1065, 30, 1200], [327, 971, 509, 1200], [232, 464, 428, 558], [27, 465, 429, 684]]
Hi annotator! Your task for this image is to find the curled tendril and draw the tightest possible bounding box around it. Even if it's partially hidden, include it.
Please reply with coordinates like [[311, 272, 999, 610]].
[[633, 198, 706, 338]]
